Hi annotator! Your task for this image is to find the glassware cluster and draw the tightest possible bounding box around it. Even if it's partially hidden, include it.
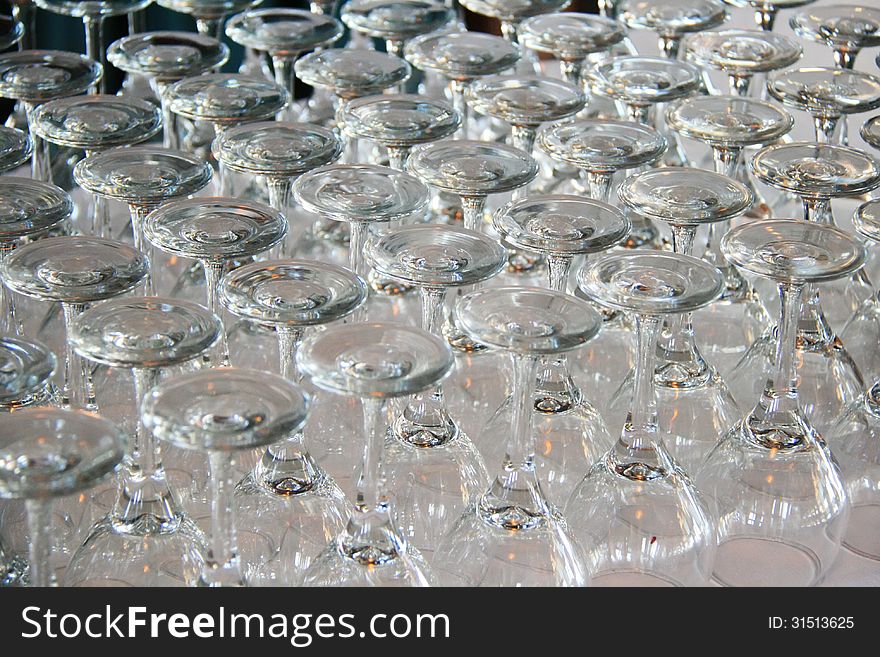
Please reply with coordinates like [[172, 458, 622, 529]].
[[1, 0, 880, 588]]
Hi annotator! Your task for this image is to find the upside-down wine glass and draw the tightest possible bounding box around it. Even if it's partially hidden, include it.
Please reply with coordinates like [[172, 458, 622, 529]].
[[156, 0, 262, 38], [434, 286, 599, 586], [63, 297, 222, 586], [700, 218, 862, 586], [0, 408, 124, 586], [571, 251, 723, 585], [341, 0, 453, 61], [298, 322, 453, 586], [721, 0, 815, 33], [145, 367, 310, 586], [364, 224, 504, 560], [219, 260, 366, 584]]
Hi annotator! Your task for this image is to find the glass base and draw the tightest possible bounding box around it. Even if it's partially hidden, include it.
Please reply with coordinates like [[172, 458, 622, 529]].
[[302, 537, 435, 587]]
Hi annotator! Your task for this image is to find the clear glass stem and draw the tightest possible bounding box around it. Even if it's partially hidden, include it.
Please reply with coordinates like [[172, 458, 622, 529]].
[[202, 450, 243, 586], [728, 73, 752, 97], [385, 145, 409, 171], [23, 102, 50, 182], [154, 79, 178, 150], [559, 59, 584, 89], [25, 498, 53, 587], [584, 169, 614, 202], [83, 15, 104, 94], [276, 326, 304, 382], [128, 8, 146, 35], [449, 79, 469, 139], [267, 176, 293, 256], [712, 146, 741, 179], [813, 114, 840, 144], [658, 34, 681, 60], [626, 103, 650, 125], [348, 220, 369, 279], [196, 16, 223, 39], [546, 254, 572, 293], [0, 241, 19, 335], [833, 48, 858, 70], [272, 55, 298, 121], [460, 195, 485, 232], [203, 258, 230, 365], [385, 39, 405, 59], [510, 124, 536, 155], [622, 314, 662, 452], [755, 8, 776, 31], [802, 197, 832, 225], [62, 302, 92, 409], [357, 396, 388, 514], [13, 2, 36, 51]]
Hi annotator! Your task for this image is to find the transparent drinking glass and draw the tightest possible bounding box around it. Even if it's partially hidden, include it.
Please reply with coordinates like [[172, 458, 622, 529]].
[[341, 0, 453, 60], [156, 0, 263, 38]]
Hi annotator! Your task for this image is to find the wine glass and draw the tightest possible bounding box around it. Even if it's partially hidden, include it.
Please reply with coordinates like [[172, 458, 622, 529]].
[[73, 146, 214, 257], [340, 0, 453, 60], [292, 163, 429, 321], [34, 0, 151, 93], [612, 168, 751, 473], [0, 335, 56, 412], [219, 259, 366, 584], [107, 31, 230, 149], [586, 56, 702, 168], [0, 50, 102, 181], [0, 177, 72, 335], [31, 95, 162, 238], [340, 94, 460, 171], [225, 8, 343, 121], [143, 196, 287, 363], [666, 95, 792, 374], [619, 0, 728, 60], [404, 31, 520, 139], [700, 219, 863, 586], [458, 0, 569, 62], [144, 367, 310, 586], [0, 408, 124, 586], [683, 28, 801, 96], [721, 0, 815, 32], [212, 121, 342, 253], [434, 286, 599, 586], [488, 195, 630, 505], [63, 297, 222, 586], [518, 13, 625, 92], [364, 224, 505, 561], [768, 67, 880, 145], [156, 0, 263, 38], [843, 199, 880, 386], [465, 75, 584, 158], [571, 251, 723, 586], [1, 236, 149, 410], [297, 322, 453, 586]]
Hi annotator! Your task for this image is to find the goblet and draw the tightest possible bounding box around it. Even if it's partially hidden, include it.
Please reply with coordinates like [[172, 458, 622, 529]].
[[34, 0, 151, 93], [292, 164, 429, 314], [842, 200, 880, 395], [225, 8, 343, 121], [666, 96, 792, 375], [31, 95, 162, 238], [518, 13, 626, 91], [145, 367, 310, 586], [64, 297, 222, 586], [571, 251, 723, 586], [0, 408, 124, 586], [0, 50, 102, 181], [748, 141, 880, 338], [722, 0, 815, 32], [465, 75, 584, 157], [0, 126, 32, 174], [340, 94, 460, 171], [404, 31, 520, 139], [537, 118, 666, 205], [406, 140, 537, 234], [487, 195, 629, 504], [434, 286, 598, 586], [1, 236, 149, 409], [107, 31, 230, 149], [73, 146, 213, 256], [297, 322, 453, 586], [768, 67, 880, 145], [683, 28, 801, 97], [0, 336, 56, 412], [364, 225, 505, 559], [219, 260, 365, 584], [212, 122, 341, 252], [156, 0, 263, 38], [700, 219, 863, 586], [458, 0, 569, 55], [586, 56, 701, 167], [340, 0, 453, 60], [791, 5, 880, 70], [619, 0, 728, 60], [0, 177, 72, 335], [828, 204, 880, 561], [163, 73, 288, 190], [143, 196, 287, 363], [612, 168, 751, 473]]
